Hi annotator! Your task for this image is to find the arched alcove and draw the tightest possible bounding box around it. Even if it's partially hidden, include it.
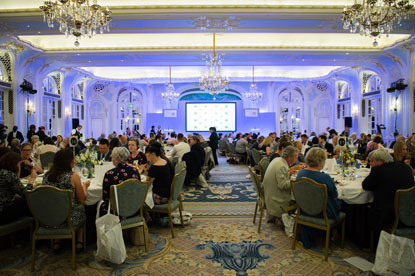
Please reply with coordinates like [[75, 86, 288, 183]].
[[117, 87, 143, 134], [277, 87, 304, 134]]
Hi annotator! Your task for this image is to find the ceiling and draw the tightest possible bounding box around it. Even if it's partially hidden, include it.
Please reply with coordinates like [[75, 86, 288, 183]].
[[0, 1, 414, 81]]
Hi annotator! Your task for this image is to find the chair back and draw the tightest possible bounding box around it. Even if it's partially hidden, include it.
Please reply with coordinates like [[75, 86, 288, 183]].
[[292, 177, 327, 217], [174, 161, 186, 175], [228, 142, 236, 154], [26, 185, 72, 227], [258, 157, 270, 180], [248, 167, 264, 200], [110, 179, 148, 217], [218, 139, 227, 151], [395, 186, 415, 227], [39, 151, 55, 169], [251, 149, 261, 165], [170, 168, 187, 202]]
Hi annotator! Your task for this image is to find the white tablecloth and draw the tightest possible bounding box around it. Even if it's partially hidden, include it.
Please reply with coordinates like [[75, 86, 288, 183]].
[[329, 167, 374, 204]]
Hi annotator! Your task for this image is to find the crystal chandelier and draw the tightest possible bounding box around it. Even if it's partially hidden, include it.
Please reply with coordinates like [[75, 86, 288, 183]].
[[161, 67, 179, 103], [244, 66, 262, 103], [39, 0, 112, 47], [342, 0, 413, 47], [199, 33, 229, 100]]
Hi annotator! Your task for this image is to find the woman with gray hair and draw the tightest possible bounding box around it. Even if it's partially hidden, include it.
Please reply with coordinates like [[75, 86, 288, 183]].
[[99, 147, 141, 216], [363, 148, 414, 245], [296, 147, 341, 249]]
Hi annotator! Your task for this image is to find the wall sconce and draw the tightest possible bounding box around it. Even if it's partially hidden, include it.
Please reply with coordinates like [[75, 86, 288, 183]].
[[351, 105, 358, 116], [125, 117, 130, 123], [26, 101, 35, 115], [135, 118, 140, 123], [65, 107, 71, 118]]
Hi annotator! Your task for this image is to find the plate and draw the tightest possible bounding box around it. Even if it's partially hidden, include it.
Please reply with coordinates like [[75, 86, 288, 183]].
[[326, 171, 338, 175]]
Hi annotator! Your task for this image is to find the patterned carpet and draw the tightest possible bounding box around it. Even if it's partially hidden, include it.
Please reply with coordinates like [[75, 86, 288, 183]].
[[0, 156, 373, 276]]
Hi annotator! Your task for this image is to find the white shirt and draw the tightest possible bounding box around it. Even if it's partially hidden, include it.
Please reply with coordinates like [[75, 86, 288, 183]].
[[167, 141, 190, 162]]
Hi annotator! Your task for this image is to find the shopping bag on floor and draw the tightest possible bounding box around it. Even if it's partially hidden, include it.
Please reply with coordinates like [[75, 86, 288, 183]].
[[172, 211, 192, 225], [372, 230, 415, 276], [281, 213, 295, 237], [95, 187, 127, 264]]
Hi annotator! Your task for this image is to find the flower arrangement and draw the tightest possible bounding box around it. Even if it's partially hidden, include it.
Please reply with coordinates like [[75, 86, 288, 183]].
[[75, 149, 99, 178], [340, 149, 356, 179]]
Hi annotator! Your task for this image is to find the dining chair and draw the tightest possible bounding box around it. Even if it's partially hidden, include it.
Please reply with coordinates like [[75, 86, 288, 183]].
[[391, 186, 415, 239], [291, 177, 346, 261], [251, 149, 262, 168], [0, 216, 33, 248], [39, 151, 55, 170], [26, 185, 86, 271], [258, 157, 270, 182], [145, 167, 187, 238], [109, 179, 149, 251], [248, 167, 266, 233]]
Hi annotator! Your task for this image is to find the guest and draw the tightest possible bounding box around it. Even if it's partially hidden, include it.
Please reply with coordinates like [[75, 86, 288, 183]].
[[263, 146, 299, 223], [304, 136, 321, 156], [166, 132, 178, 146], [20, 143, 43, 178], [97, 133, 106, 143], [259, 136, 274, 155], [145, 143, 171, 205], [270, 139, 293, 162], [34, 136, 58, 159], [235, 134, 248, 157], [390, 135, 405, 149], [30, 135, 41, 152], [36, 126, 47, 142], [125, 127, 132, 137], [109, 137, 121, 150], [300, 134, 311, 155], [42, 148, 90, 252], [7, 126, 24, 145], [119, 135, 128, 148], [139, 134, 149, 151], [127, 138, 147, 166], [56, 135, 65, 149], [293, 140, 305, 163], [363, 149, 414, 244], [9, 138, 21, 154], [357, 133, 368, 156], [251, 136, 264, 150], [167, 133, 190, 163], [393, 141, 408, 163], [99, 147, 140, 216], [296, 147, 342, 248], [98, 139, 112, 161], [366, 135, 382, 155], [319, 134, 333, 155], [0, 152, 37, 224], [208, 127, 219, 166], [150, 125, 156, 135], [26, 124, 36, 142]]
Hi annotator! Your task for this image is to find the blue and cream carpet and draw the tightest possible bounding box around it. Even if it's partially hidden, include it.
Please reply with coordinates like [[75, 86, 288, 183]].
[[0, 156, 372, 276]]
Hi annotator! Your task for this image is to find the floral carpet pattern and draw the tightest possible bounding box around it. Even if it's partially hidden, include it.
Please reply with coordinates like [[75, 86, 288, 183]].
[[0, 157, 373, 275]]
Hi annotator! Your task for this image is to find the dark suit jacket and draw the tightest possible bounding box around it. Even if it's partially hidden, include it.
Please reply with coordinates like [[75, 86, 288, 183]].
[[7, 131, 24, 144], [323, 143, 334, 154], [208, 132, 219, 150], [98, 150, 112, 161], [363, 162, 415, 230]]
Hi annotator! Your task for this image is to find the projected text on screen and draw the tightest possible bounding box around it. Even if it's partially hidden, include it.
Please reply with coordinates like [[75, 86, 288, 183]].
[[186, 103, 236, 132]]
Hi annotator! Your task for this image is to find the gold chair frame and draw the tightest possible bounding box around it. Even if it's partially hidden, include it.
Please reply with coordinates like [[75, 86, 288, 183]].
[[391, 186, 415, 239]]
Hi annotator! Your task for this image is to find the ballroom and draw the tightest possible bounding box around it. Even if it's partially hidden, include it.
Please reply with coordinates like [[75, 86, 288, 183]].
[[0, 1, 415, 275]]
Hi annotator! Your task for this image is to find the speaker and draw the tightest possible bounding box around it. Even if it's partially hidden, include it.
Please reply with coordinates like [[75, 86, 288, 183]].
[[72, 118, 80, 130], [344, 117, 352, 128]]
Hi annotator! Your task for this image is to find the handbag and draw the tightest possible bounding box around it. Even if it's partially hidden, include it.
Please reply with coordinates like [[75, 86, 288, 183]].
[[372, 230, 415, 276], [281, 213, 295, 238], [95, 186, 127, 264]]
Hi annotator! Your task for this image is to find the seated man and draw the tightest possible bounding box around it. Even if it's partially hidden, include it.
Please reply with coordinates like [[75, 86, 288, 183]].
[[167, 133, 190, 163], [235, 134, 249, 160], [318, 134, 333, 155], [263, 146, 299, 223], [98, 139, 112, 161], [363, 149, 415, 244]]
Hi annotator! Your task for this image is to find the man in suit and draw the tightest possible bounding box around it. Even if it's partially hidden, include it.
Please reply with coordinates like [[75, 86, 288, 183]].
[[318, 134, 333, 155], [263, 146, 299, 223], [363, 149, 415, 244], [208, 126, 219, 166], [7, 126, 24, 145], [98, 139, 112, 161]]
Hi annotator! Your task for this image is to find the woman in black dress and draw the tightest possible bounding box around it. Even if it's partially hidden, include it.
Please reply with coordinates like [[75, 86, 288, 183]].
[[208, 127, 219, 166]]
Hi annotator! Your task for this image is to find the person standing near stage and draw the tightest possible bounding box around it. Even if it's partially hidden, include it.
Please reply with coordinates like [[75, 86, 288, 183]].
[[208, 127, 219, 166]]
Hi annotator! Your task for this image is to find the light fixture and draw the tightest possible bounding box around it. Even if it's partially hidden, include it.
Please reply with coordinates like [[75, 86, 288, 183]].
[[26, 101, 35, 115], [39, 0, 112, 47], [244, 66, 262, 103], [65, 107, 71, 117], [342, 0, 413, 47], [199, 33, 229, 100], [161, 67, 179, 103]]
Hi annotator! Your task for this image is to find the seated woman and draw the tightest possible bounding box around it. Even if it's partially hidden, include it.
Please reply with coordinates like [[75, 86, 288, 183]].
[[145, 142, 172, 205], [0, 152, 37, 224], [139, 134, 149, 151], [296, 147, 341, 249], [42, 148, 90, 252], [127, 138, 147, 169], [99, 147, 140, 216], [20, 142, 43, 178]]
